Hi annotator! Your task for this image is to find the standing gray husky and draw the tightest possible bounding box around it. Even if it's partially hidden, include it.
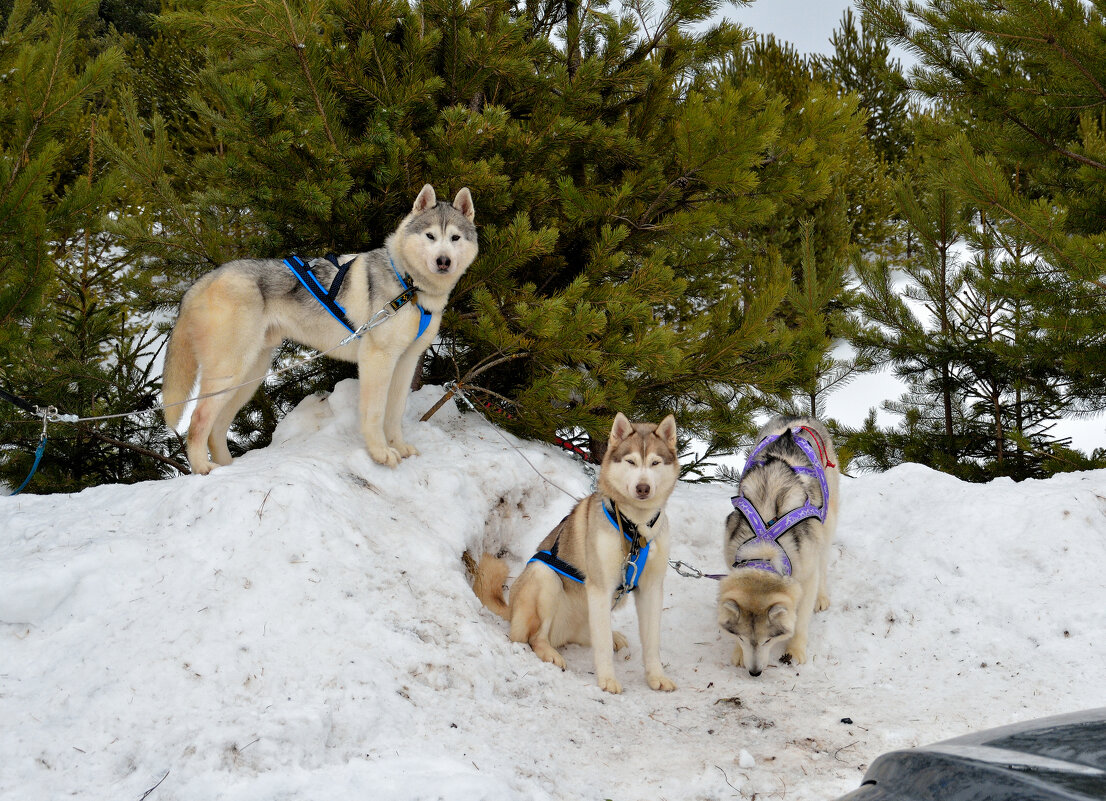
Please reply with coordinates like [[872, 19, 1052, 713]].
[[717, 416, 840, 676], [162, 185, 476, 474]]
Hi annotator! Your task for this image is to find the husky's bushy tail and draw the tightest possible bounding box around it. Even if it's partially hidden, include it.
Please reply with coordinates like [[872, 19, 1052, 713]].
[[470, 553, 510, 619], [161, 316, 198, 430]]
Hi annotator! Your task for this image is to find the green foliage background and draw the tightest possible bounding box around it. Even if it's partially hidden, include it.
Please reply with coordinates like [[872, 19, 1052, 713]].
[[2, 0, 1105, 492]]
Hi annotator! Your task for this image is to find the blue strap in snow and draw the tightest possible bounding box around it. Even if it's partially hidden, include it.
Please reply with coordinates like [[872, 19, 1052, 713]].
[[10, 432, 47, 496]]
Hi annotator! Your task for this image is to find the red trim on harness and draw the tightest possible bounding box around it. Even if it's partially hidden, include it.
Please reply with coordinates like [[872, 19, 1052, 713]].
[[799, 425, 836, 469]]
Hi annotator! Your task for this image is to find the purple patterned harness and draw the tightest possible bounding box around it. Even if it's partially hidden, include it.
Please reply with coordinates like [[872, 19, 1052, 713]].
[[730, 428, 831, 577]]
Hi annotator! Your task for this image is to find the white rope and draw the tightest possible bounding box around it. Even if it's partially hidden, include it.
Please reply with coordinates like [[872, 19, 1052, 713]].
[[448, 382, 582, 502]]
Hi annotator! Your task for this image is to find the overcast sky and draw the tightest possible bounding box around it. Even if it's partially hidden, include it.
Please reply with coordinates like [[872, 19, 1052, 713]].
[[724, 0, 858, 56]]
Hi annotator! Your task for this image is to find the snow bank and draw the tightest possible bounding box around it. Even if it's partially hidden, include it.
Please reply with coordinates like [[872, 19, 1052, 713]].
[[3, 380, 1104, 800]]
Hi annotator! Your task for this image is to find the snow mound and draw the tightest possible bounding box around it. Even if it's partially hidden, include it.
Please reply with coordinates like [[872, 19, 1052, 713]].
[[3, 380, 1105, 800]]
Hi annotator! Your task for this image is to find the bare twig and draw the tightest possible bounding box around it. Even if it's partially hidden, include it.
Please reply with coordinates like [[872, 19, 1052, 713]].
[[715, 764, 741, 793], [138, 770, 169, 801], [420, 351, 528, 422], [834, 741, 859, 762]]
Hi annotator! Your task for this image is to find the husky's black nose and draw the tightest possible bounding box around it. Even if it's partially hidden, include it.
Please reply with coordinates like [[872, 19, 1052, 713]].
[[436, 255, 451, 271], [749, 669, 761, 677]]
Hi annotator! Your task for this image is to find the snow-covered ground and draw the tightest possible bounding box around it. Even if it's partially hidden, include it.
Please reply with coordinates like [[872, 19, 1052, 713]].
[[3, 380, 1105, 800]]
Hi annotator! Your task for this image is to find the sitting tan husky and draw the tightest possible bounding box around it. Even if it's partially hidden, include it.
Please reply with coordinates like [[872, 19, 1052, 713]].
[[161, 185, 476, 474], [717, 416, 839, 676], [474, 413, 680, 694]]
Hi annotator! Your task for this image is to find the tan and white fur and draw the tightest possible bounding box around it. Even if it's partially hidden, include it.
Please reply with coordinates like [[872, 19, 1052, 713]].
[[718, 416, 839, 676], [161, 185, 477, 474], [474, 413, 680, 694]]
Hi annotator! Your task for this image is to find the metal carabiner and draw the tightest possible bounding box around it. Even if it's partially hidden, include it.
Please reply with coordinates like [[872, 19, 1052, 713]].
[[668, 559, 704, 579], [31, 405, 56, 438]]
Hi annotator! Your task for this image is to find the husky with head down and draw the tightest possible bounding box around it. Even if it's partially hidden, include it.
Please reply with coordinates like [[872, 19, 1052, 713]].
[[161, 185, 477, 474], [718, 416, 840, 676]]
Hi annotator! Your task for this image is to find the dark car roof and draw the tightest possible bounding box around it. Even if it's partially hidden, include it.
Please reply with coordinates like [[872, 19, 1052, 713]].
[[835, 707, 1106, 801]]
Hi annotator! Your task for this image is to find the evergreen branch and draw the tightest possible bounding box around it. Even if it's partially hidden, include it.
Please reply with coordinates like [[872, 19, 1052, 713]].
[[637, 170, 699, 229], [956, 144, 1106, 290], [1000, 108, 1106, 172], [2, 12, 69, 202], [78, 425, 190, 475], [280, 0, 337, 148], [975, 26, 1106, 103], [462, 384, 520, 412]]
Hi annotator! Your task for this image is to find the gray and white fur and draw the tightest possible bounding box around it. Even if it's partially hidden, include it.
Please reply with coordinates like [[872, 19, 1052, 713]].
[[162, 184, 477, 474], [718, 416, 840, 675]]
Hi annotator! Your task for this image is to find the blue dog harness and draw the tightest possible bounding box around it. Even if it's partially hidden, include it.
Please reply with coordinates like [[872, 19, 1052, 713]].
[[528, 502, 659, 603], [283, 253, 432, 340], [528, 529, 585, 584], [730, 427, 833, 577]]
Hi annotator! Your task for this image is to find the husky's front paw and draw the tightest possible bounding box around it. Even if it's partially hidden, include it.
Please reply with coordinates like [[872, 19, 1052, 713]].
[[816, 593, 831, 612], [785, 639, 807, 664], [531, 641, 566, 670], [597, 675, 623, 694], [391, 439, 419, 459], [367, 444, 402, 467], [648, 673, 677, 692], [731, 644, 745, 667], [190, 459, 218, 475], [612, 631, 629, 652]]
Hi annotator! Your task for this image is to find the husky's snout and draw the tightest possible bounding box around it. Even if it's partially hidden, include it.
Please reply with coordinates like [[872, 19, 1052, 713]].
[[635, 482, 653, 500], [435, 254, 452, 273]]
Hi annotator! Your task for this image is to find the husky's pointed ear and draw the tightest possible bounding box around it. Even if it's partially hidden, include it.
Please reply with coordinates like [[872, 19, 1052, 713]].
[[657, 414, 677, 449], [452, 187, 475, 222], [413, 184, 436, 213], [609, 412, 634, 446], [768, 603, 790, 621]]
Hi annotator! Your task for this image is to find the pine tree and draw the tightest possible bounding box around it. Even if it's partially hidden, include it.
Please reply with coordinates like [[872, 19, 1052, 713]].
[[708, 34, 895, 450], [861, 0, 1106, 432], [847, 112, 1102, 480], [770, 225, 878, 425], [0, 0, 127, 491], [818, 8, 912, 169], [108, 0, 881, 476], [817, 8, 911, 262], [2, 0, 908, 490], [848, 113, 976, 475]]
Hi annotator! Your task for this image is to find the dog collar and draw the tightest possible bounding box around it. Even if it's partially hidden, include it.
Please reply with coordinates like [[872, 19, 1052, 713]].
[[603, 501, 659, 601], [730, 428, 831, 577], [387, 255, 432, 339]]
